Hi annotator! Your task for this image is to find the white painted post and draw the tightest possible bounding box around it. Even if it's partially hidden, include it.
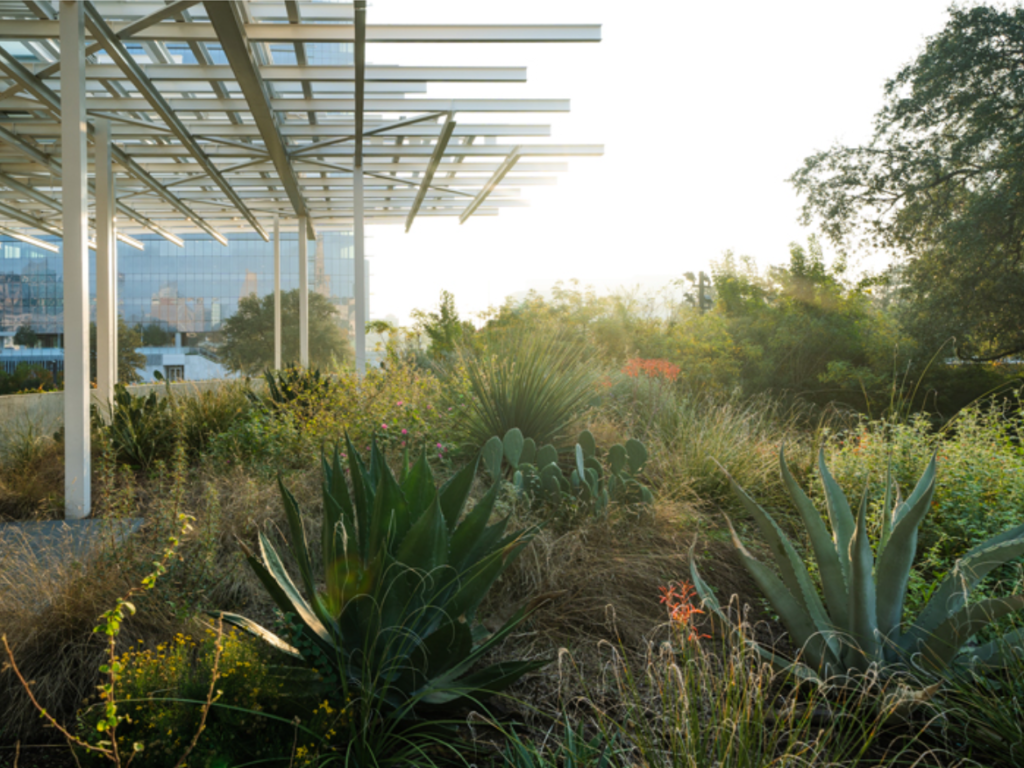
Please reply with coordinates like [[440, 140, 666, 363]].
[[273, 214, 281, 369], [95, 119, 116, 406], [354, 168, 366, 375], [61, 0, 90, 519], [298, 216, 309, 368]]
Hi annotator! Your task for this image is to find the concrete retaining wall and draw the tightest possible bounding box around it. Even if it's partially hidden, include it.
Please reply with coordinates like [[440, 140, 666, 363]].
[[0, 380, 245, 437]]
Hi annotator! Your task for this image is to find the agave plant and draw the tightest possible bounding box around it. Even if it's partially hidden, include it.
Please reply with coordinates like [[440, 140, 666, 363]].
[[217, 437, 545, 719], [690, 447, 1024, 676]]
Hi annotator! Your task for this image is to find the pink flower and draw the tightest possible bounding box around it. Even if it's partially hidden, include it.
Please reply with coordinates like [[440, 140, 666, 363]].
[[401, 428, 408, 435], [436, 442, 443, 449], [381, 423, 388, 430], [397, 400, 404, 407]]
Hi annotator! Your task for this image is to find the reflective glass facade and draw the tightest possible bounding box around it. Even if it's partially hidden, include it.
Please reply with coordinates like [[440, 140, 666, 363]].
[[0, 231, 365, 337]]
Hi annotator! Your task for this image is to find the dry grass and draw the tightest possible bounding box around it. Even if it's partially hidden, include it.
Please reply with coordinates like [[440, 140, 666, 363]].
[[0, 420, 63, 520]]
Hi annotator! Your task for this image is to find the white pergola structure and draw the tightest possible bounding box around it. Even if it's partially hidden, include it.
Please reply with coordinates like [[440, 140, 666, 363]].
[[0, 0, 602, 519]]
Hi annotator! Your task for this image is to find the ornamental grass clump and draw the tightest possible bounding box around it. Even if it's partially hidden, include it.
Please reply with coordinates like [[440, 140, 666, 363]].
[[691, 447, 1024, 676]]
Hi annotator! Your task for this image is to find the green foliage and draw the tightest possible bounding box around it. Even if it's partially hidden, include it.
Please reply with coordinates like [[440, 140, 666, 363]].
[[483, 427, 653, 519], [453, 332, 600, 449], [99, 384, 176, 470], [171, 381, 251, 461], [410, 289, 476, 360], [75, 629, 341, 768], [138, 323, 173, 347], [818, 397, 1024, 621], [790, 5, 1024, 360], [691, 448, 1024, 675], [218, 289, 353, 375], [247, 365, 337, 416], [91, 317, 146, 385], [0, 361, 57, 395], [13, 324, 38, 348], [216, 438, 545, 723]]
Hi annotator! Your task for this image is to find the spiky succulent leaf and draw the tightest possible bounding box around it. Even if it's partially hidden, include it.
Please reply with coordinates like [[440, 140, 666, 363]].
[[723, 468, 841, 662], [779, 446, 849, 635], [724, 517, 838, 671], [903, 535, 1024, 651], [395, 497, 448, 571], [400, 449, 437, 514], [847, 484, 879, 667], [874, 457, 936, 641], [215, 611, 302, 659], [448, 482, 502, 571], [818, 448, 854, 585], [919, 595, 1024, 670], [971, 626, 1024, 668], [438, 457, 478, 533]]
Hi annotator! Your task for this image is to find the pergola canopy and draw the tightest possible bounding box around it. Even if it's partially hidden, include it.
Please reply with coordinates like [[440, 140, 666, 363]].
[[0, 0, 601, 519], [0, 0, 602, 243]]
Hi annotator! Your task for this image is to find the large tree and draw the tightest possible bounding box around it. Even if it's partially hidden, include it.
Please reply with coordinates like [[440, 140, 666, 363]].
[[90, 317, 146, 383], [218, 289, 352, 374], [790, 5, 1024, 360]]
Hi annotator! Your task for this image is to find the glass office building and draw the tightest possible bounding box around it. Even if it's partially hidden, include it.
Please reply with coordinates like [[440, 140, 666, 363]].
[[0, 231, 364, 341]]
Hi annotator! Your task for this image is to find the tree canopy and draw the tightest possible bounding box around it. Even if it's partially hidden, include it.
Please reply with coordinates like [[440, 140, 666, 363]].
[[790, 5, 1024, 360], [218, 289, 352, 374]]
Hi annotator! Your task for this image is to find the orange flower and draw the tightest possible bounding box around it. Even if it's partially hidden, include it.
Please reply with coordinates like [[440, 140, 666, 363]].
[[659, 580, 710, 641]]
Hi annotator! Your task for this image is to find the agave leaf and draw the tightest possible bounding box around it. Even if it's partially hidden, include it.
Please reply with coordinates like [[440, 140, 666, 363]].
[[368, 463, 408, 556], [395, 496, 449, 571], [903, 535, 1024, 651], [278, 478, 319, 610], [878, 462, 897, 554], [875, 457, 936, 642], [724, 517, 838, 671], [482, 436, 504, 480], [422, 659, 550, 706], [779, 446, 849, 635], [251, 534, 336, 654], [818, 448, 854, 585], [688, 540, 737, 640], [970, 627, 1024, 669], [401, 449, 437, 514], [446, 542, 523, 622], [918, 595, 1024, 670], [438, 458, 478, 533], [449, 482, 501, 571], [214, 611, 302, 659], [723, 468, 841, 662], [345, 433, 371, 561], [503, 428, 525, 468], [848, 483, 879, 664]]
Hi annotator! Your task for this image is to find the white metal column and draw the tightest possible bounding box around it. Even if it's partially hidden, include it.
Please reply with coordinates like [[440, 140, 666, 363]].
[[273, 214, 281, 369], [61, 0, 90, 519], [354, 170, 366, 374], [95, 118, 116, 406], [298, 216, 309, 367]]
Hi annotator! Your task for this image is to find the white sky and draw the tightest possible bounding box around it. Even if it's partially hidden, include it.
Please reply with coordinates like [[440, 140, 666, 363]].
[[363, 0, 956, 325]]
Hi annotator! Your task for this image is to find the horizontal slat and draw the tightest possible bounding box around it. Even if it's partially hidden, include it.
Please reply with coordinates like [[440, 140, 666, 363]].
[[0, 22, 602, 44], [0, 96, 571, 112], [24, 64, 528, 83]]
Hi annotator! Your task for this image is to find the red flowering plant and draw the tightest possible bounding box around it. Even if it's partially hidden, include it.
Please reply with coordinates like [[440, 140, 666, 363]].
[[622, 358, 681, 383], [659, 580, 710, 644]]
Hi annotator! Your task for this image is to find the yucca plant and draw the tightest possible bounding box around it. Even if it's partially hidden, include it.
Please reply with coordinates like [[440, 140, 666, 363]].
[[690, 447, 1024, 676], [453, 333, 599, 449], [217, 437, 546, 720]]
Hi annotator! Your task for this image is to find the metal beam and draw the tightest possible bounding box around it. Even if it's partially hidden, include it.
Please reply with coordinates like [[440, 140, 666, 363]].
[[354, 0, 366, 376], [291, 112, 445, 157], [461, 148, 522, 224], [405, 114, 457, 232], [95, 118, 116, 407], [0, 70, 212, 245], [83, 2, 259, 242], [25, 63, 529, 82], [61, 0, 90, 520], [0, 200, 62, 236], [0, 21, 603, 44], [204, 0, 314, 240]]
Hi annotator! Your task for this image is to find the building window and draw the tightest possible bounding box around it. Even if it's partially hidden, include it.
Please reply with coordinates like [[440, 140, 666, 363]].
[[165, 365, 184, 382]]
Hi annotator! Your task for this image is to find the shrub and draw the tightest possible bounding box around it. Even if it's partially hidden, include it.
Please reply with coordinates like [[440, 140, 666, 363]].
[[75, 628, 341, 767], [217, 439, 546, 740], [451, 332, 600, 450]]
